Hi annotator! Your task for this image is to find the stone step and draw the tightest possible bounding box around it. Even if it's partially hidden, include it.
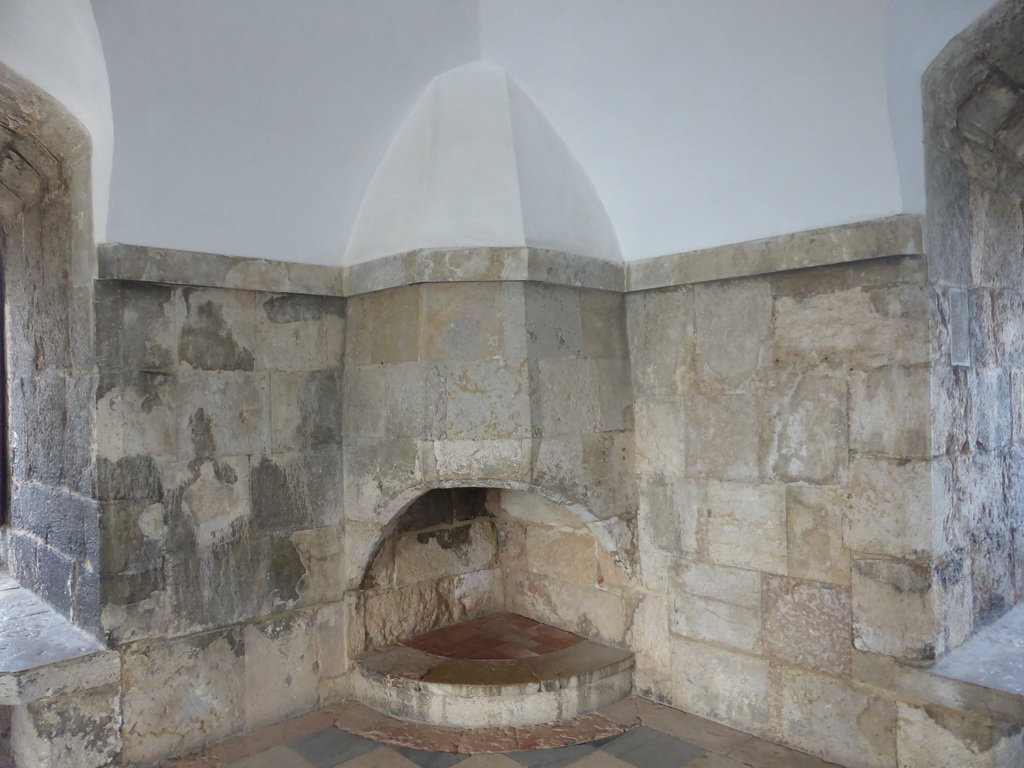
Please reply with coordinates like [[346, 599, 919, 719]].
[[353, 615, 634, 728]]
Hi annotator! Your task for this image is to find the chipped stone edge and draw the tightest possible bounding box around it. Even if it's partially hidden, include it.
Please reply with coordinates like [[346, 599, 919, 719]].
[[625, 214, 925, 292], [98, 215, 923, 298], [0, 649, 120, 705]]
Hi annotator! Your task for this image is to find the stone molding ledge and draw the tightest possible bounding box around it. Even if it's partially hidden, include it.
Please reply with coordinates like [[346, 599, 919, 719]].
[[97, 214, 924, 298]]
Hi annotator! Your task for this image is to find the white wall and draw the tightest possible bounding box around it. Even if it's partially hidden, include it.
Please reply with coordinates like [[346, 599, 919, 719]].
[[884, 0, 996, 214], [0, 0, 113, 240], [92, 0, 479, 264]]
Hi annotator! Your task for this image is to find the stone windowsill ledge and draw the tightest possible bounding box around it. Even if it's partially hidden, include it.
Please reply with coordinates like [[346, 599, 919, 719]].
[[0, 576, 118, 705], [97, 214, 923, 298]]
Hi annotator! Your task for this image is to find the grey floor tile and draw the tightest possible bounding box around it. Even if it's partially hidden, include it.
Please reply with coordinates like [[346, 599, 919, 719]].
[[598, 726, 705, 768], [288, 727, 380, 768], [392, 746, 470, 767], [507, 743, 598, 768]]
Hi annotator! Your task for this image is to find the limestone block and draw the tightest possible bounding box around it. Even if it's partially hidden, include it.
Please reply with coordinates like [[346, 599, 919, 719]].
[[670, 635, 770, 738], [778, 668, 896, 768], [524, 283, 583, 358], [385, 362, 441, 439], [787, 486, 850, 586], [176, 370, 268, 460], [344, 285, 421, 365], [637, 475, 701, 582], [931, 363, 970, 457], [342, 364, 387, 438], [315, 601, 348, 697], [707, 481, 787, 576], [432, 439, 531, 483], [393, 520, 498, 585], [594, 358, 634, 431], [244, 612, 319, 731], [531, 436, 586, 507], [852, 559, 935, 660], [971, 367, 1012, 452], [121, 628, 245, 764], [342, 438, 423, 522], [271, 370, 343, 451], [970, 185, 1024, 289], [525, 525, 598, 587], [924, 147, 971, 286], [683, 395, 761, 482], [250, 448, 343, 532], [628, 593, 671, 700], [768, 370, 847, 485], [11, 684, 121, 768], [672, 592, 761, 653], [992, 291, 1024, 368], [420, 282, 507, 360], [580, 290, 628, 361], [494, 489, 585, 529], [897, 703, 1024, 768], [291, 526, 344, 606], [506, 571, 630, 646], [256, 293, 344, 372], [775, 285, 929, 368], [693, 281, 773, 390], [673, 560, 761, 608], [635, 397, 686, 476], [120, 283, 180, 372], [625, 288, 695, 397], [849, 366, 931, 459], [931, 542, 974, 657], [533, 358, 600, 437], [442, 358, 530, 440], [969, 288, 1000, 369], [763, 575, 851, 676], [179, 288, 256, 372], [582, 431, 638, 521], [842, 457, 933, 560]]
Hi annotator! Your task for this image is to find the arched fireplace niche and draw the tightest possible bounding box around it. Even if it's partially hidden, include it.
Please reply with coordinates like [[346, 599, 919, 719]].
[[345, 484, 642, 727]]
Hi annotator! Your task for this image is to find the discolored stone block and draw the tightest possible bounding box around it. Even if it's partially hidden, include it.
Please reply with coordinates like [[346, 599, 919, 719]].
[[525, 525, 598, 587], [969, 184, 1024, 289], [626, 287, 695, 397], [243, 612, 318, 731], [763, 575, 852, 676], [580, 289, 628, 361], [693, 280, 773, 390], [636, 474, 701, 571], [256, 293, 344, 372], [787, 485, 850, 586], [11, 684, 122, 768], [393, 520, 498, 585], [672, 591, 761, 654], [176, 370, 268, 459], [120, 283, 179, 372], [634, 397, 686, 476], [842, 457, 933, 560], [524, 283, 583, 359], [121, 628, 245, 764], [345, 285, 421, 365], [768, 370, 847, 485], [179, 288, 256, 372], [441, 358, 530, 440], [270, 370, 343, 451], [683, 394, 761, 482], [532, 358, 600, 437], [419, 282, 508, 360], [852, 559, 935, 660], [707, 481, 787, 575], [849, 365, 931, 459], [778, 668, 896, 768], [897, 702, 1024, 768]]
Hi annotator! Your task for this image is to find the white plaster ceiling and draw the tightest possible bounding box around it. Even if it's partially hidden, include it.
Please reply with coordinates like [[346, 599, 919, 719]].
[[0, 0, 1000, 263]]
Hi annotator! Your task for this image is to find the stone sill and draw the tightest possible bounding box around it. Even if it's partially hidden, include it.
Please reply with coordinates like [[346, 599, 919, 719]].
[[97, 214, 923, 299], [0, 575, 118, 705]]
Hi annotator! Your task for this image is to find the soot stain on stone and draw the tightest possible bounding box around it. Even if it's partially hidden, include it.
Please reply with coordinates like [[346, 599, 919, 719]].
[[190, 407, 216, 459], [416, 524, 472, 550], [179, 295, 254, 371], [263, 294, 327, 324], [269, 537, 306, 602]]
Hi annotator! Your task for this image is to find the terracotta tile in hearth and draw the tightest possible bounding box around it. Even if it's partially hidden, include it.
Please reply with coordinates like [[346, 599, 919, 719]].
[[401, 612, 585, 661]]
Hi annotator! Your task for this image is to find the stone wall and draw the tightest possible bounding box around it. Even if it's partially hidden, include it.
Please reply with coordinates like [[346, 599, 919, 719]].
[[626, 255, 938, 767], [0, 61, 100, 635], [924, 0, 1024, 650]]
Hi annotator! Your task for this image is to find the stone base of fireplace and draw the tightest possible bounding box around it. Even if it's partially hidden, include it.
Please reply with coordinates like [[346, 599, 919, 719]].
[[353, 613, 634, 728]]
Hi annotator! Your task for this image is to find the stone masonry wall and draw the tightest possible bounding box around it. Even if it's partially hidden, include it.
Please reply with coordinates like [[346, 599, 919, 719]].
[[93, 280, 348, 762], [626, 255, 938, 768], [924, 0, 1024, 652]]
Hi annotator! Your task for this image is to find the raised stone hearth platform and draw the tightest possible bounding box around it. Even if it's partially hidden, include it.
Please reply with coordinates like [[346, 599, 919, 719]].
[[354, 612, 635, 729]]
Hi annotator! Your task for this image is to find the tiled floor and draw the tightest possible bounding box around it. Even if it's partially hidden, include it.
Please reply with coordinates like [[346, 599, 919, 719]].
[[163, 698, 844, 768], [402, 613, 584, 660]]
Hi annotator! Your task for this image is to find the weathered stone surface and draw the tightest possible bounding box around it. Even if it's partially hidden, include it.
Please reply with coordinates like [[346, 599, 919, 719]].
[[849, 365, 930, 459], [495, 490, 585, 529], [393, 520, 498, 585], [345, 286, 421, 365], [683, 395, 761, 482], [763, 575, 851, 676], [693, 281, 772, 390], [670, 635, 769, 738], [707, 481, 786, 575], [637, 475, 700, 584], [420, 282, 508, 360], [779, 669, 895, 768], [176, 371, 268, 460], [12, 685, 122, 768], [673, 560, 761, 609], [634, 398, 686, 476], [432, 439, 531, 483], [532, 358, 600, 437], [842, 457, 932, 559], [270, 370, 343, 451], [243, 612, 318, 730], [628, 593, 670, 699], [506, 571, 629, 646], [256, 293, 344, 372], [768, 370, 847, 485], [441, 358, 530, 440], [579, 290, 628, 361], [775, 285, 929, 368], [525, 525, 597, 587], [897, 703, 1024, 768], [343, 438, 424, 523], [122, 628, 245, 763], [626, 287, 695, 397], [120, 283, 179, 372], [970, 185, 1024, 289], [524, 283, 583, 359], [787, 486, 850, 586], [852, 559, 935, 660], [179, 288, 256, 372], [672, 592, 761, 654]]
